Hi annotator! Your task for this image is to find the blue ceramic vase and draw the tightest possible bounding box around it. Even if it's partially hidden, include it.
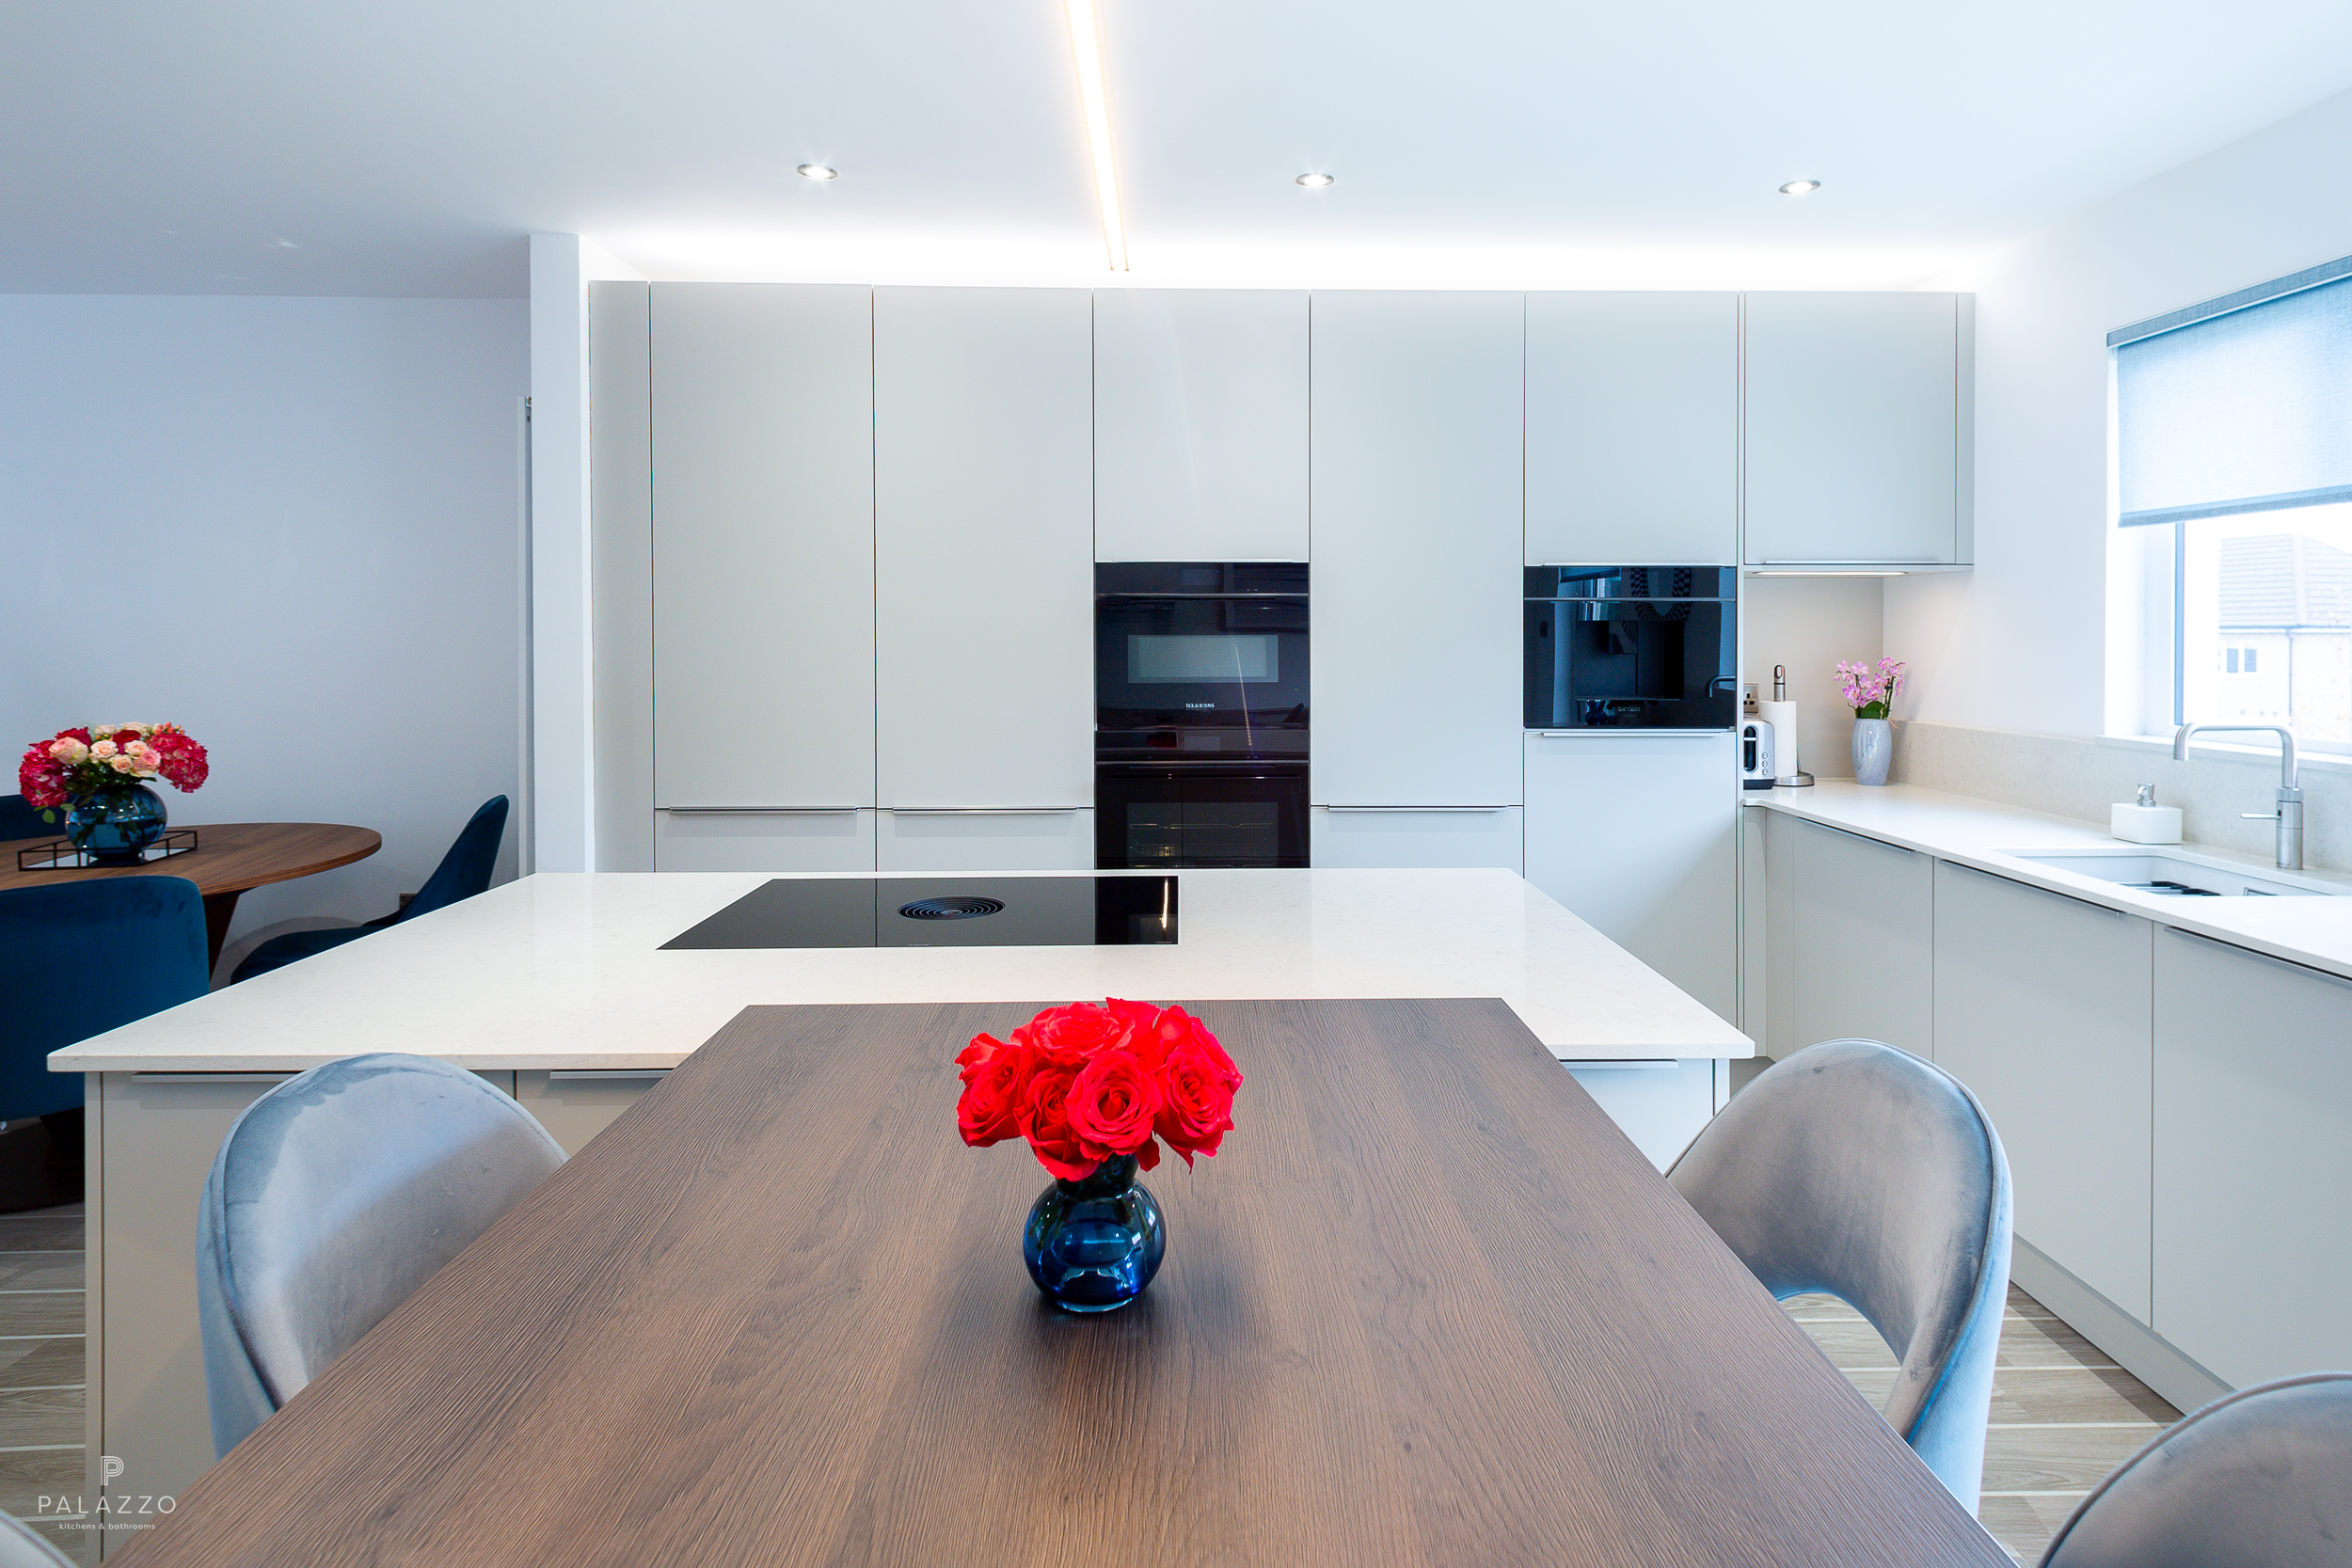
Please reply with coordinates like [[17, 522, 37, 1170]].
[[1851, 718, 1893, 786], [66, 784, 168, 864], [1022, 1153, 1166, 1313]]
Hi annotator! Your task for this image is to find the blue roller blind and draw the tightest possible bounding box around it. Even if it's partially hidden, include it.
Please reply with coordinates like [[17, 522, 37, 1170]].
[[2114, 266, 2352, 527]]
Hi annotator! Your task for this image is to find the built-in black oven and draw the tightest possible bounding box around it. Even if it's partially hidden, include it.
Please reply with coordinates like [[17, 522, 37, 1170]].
[[1524, 565, 1738, 730], [1096, 562, 1310, 868]]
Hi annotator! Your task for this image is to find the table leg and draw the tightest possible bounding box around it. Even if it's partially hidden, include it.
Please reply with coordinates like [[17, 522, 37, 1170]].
[[201, 890, 242, 975]]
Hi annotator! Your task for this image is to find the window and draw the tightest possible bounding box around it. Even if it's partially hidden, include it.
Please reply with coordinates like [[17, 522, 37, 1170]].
[[2114, 259, 2352, 750]]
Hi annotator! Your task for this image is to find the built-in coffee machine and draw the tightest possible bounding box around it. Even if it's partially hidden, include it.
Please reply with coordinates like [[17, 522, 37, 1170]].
[[1094, 562, 1310, 868]]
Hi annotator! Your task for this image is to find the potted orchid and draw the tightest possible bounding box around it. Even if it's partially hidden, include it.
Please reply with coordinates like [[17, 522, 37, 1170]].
[[1835, 659, 1905, 785], [17, 723, 210, 863]]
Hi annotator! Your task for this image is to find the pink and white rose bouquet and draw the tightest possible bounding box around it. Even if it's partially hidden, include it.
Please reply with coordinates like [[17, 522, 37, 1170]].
[[17, 723, 210, 813]]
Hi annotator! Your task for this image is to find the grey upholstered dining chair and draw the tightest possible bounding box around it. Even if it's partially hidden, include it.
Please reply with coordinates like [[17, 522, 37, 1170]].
[[197, 1053, 566, 1457], [2038, 1371, 2352, 1568], [0, 1513, 72, 1567], [1667, 1037, 2013, 1513]]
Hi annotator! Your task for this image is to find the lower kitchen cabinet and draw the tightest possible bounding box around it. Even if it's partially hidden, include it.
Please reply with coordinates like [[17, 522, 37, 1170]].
[[877, 809, 1096, 873], [653, 809, 877, 872], [1932, 861, 2153, 1323], [1788, 817, 1932, 1057], [1526, 733, 1738, 1023], [514, 1069, 670, 1154], [1563, 1059, 1717, 1173], [1310, 806, 1523, 871], [2153, 928, 2352, 1388]]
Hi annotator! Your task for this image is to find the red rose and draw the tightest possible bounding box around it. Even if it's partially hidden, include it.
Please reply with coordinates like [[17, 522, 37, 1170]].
[[954, 1033, 1025, 1148], [1017, 1064, 1095, 1180], [58, 728, 90, 746], [1067, 1049, 1163, 1170], [1152, 1007, 1243, 1167], [1015, 1001, 1136, 1070]]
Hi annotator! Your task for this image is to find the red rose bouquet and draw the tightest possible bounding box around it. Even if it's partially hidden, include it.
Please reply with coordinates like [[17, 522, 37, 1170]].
[[18, 723, 210, 810], [957, 998, 1242, 1180]]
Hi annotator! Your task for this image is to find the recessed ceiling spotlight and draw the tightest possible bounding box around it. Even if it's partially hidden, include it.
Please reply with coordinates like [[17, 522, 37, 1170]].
[[1779, 179, 1821, 197], [1295, 172, 1335, 189], [797, 164, 839, 181]]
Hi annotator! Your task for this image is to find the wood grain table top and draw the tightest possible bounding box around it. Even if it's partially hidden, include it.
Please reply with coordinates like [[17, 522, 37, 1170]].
[[110, 998, 2009, 1567], [0, 822, 378, 899]]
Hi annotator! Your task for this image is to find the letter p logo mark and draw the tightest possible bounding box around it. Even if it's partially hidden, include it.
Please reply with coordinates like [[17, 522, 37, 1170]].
[[100, 1456, 124, 1483]]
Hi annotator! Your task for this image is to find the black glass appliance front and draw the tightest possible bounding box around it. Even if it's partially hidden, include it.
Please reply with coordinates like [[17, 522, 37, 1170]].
[[660, 876, 1178, 949], [1095, 763, 1310, 870], [1095, 562, 1309, 736], [1524, 565, 1738, 730]]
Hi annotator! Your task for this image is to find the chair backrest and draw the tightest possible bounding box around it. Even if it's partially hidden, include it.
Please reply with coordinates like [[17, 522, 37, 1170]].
[[0, 795, 55, 844], [397, 796, 508, 922], [0, 878, 211, 1119], [1668, 1037, 2013, 1511], [2040, 1371, 2352, 1568], [0, 1513, 71, 1567], [197, 1053, 565, 1457]]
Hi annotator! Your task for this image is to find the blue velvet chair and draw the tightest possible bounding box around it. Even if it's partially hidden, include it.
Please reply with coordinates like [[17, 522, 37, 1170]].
[[1667, 1037, 2013, 1513], [2040, 1371, 2352, 1567], [230, 796, 508, 983], [0, 795, 57, 844], [197, 1053, 566, 1456], [0, 1512, 72, 1566]]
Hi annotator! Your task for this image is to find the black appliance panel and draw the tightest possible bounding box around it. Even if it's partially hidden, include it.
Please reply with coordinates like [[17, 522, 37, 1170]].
[[1095, 562, 1309, 736], [1095, 762, 1310, 869], [1524, 565, 1738, 730], [660, 876, 1179, 949]]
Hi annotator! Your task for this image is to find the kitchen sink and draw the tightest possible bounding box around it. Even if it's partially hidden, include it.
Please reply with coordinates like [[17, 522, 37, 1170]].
[[2007, 849, 2342, 897]]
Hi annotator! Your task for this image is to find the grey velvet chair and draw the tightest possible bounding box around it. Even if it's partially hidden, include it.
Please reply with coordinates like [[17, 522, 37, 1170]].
[[197, 1053, 566, 1458], [2039, 1371, 2352, 1567], [1667, 1037, 2013, 1513], [0, 1513, 72, 1567]]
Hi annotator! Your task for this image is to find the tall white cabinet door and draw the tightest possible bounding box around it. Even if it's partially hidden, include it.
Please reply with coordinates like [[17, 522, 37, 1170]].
[[2154, 929, 2352, 1387], [1788, 818, 1933, 1056], [650, 283, 875, 811], [874, 287, 1094, 809], [1743, 292, 1963, 566], [1525, 292, 1738, 567], [1524, 733, 1738, 1023], [1932, 863, 2153, 1323], [1310, 291, 1524, 807], [1093, 290, 1309, 562]]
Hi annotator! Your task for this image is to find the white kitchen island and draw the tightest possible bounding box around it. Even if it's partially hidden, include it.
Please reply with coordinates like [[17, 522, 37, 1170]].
[[53, 867, 1749, 1539]]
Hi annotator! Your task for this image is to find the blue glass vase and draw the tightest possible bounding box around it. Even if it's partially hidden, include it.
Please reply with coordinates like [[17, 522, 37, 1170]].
[[66, 784, 168, 865], [1022, 1153, 1166, 1313]]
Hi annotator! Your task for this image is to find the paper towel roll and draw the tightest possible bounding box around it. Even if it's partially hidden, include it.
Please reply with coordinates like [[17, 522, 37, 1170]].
[[1760, 702, 1800, 776]]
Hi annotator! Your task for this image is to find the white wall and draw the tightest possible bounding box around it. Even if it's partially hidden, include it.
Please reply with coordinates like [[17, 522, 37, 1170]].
[[1891, 86, 2352, 738], [1740, 578, 1884, 779], [0, 294, 529, 976]]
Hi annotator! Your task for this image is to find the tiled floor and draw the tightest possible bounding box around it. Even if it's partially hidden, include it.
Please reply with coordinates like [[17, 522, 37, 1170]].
[[1786, 1285, 2182, 1565], [0, 1201, 89, 1564]]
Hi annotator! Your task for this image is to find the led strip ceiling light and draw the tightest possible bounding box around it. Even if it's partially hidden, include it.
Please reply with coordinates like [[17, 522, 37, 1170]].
[[1063, 0, 1128, 271]]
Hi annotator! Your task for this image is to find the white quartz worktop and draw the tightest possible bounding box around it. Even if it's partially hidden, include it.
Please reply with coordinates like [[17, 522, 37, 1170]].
[[50, 867, 1753, 1072], [1753, 782, 2352, 982]]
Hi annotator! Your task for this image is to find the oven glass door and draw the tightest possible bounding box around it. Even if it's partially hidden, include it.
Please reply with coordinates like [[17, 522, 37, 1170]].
[[1095, 563, 1310, 732], [1094, 764, 1310, 869]]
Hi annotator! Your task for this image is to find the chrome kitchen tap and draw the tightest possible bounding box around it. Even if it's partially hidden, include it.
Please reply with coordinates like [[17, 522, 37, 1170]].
[[2172, 722, 2303, 870]]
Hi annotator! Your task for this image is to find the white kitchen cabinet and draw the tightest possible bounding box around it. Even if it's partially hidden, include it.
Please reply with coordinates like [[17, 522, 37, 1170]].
[[1310, 290, 1524, 807], [514, 1069, 669, 1155], [1743, 292, 1970, 567], [1788, 817, 1933, 1057], [1524, 732, 1738, 1023], [650, 283, 876, 812], [1310, 806, 1523, 871], [1932, 862, 2153, 1323], [1093, 289, 1309, 562], [877, 809, 1096, 872], [874, 287, 1094, 810], [1564, 1060, 1719, 1173], [1525, 292, 1738, 567], [653, 809, 876, 873], [2153, 928, 2352, 1387]]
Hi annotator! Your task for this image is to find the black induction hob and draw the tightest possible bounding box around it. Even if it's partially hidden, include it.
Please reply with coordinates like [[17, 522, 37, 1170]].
[[660, 875, 1178, 950]]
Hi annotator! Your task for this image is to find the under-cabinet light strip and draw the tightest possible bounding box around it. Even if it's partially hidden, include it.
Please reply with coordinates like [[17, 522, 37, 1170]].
[[1063, 0, 1129, 272]]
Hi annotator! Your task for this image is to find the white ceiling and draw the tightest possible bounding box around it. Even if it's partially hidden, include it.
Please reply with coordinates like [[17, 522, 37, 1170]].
[[5, 0, 2351, 297]]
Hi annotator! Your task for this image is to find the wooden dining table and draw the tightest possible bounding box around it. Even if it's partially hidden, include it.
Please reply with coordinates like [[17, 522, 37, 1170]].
[[0, 822, 379, 969], [107, 997, 2010, 1566]]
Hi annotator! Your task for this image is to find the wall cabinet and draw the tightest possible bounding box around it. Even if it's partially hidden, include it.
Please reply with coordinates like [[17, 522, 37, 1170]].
[[874, 287, 1094, 810], [1932, 862, 2153, 1323], [1093, 289, 1309, 562], [650, 284, 876, 812], [1525, 733, 1737, 1022], [1309, 806, 1523, 871], [1743, 292, 1970, 567], [1788, 817, 1933, 1056], [1310, 291, 1524, 808], [876, 809, 1096, 872], [2153, 928, 2352, 1387], [1525, 292, 1738, 567]]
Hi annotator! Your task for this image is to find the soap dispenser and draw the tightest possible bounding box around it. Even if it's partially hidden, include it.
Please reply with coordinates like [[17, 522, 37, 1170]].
[[2110, 784, 2184, 845]]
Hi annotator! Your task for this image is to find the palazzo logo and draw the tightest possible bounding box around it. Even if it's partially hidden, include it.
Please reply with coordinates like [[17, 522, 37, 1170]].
[[38, 1456, 177, 1534]]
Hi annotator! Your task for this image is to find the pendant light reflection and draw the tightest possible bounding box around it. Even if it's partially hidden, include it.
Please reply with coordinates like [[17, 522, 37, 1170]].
[[1063, 0, 1128, 271]]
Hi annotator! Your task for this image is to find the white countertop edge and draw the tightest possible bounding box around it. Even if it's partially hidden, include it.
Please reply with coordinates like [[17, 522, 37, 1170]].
[[1749, 783, 2352, 983]]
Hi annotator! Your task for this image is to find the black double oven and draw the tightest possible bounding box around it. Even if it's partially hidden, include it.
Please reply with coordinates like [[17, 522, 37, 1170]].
[[1095, 562, 1310, 869]]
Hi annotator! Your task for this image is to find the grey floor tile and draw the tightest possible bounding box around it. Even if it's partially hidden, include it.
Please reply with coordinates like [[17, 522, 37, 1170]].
[[0, 1342, 85, 1390], [0, 1385, 84, 1449], [0, 1255, 83, 1292]]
